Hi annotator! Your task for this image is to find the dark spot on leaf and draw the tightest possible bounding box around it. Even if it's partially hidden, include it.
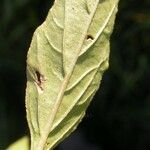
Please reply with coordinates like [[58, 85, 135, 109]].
[[35, 70, 45, 91], [86, 34, 94, 40], [35, 71, 42, 85]]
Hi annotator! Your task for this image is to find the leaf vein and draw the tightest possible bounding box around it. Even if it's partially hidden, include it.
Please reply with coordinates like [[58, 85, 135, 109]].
[[79, 3, 117, 56], [51, 11, 64, 30]]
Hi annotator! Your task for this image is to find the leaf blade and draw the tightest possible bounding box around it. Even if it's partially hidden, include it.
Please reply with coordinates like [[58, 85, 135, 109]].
[[26, 0, 119, 149]]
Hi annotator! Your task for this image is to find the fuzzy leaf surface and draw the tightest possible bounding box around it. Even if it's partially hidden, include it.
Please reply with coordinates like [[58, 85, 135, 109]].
[[26, 0, 119, 149]]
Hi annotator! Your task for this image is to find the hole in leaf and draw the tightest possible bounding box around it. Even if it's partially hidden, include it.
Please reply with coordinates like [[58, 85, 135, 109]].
[[86, 34, 94, 40]]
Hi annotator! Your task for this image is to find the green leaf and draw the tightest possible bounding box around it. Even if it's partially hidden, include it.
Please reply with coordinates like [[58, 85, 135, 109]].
[[7, 136, 29, 150], [26, 0, 119, 149]]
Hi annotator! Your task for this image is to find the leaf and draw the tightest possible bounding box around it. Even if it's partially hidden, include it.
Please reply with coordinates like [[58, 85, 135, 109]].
[[7, 136, 29, 150], [26, 0, 119, 149]]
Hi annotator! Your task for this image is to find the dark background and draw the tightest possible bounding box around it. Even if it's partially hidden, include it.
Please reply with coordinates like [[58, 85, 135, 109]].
[[0, 0, 149, 149]]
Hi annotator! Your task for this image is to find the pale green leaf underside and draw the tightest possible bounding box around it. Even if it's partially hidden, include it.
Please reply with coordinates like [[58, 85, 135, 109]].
[[26, 0, 119, 149]]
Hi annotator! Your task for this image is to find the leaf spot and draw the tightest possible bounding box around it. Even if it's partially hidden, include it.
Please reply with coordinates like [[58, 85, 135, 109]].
[[36, 71, 42, 84], [35, 71, 46, 92]]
